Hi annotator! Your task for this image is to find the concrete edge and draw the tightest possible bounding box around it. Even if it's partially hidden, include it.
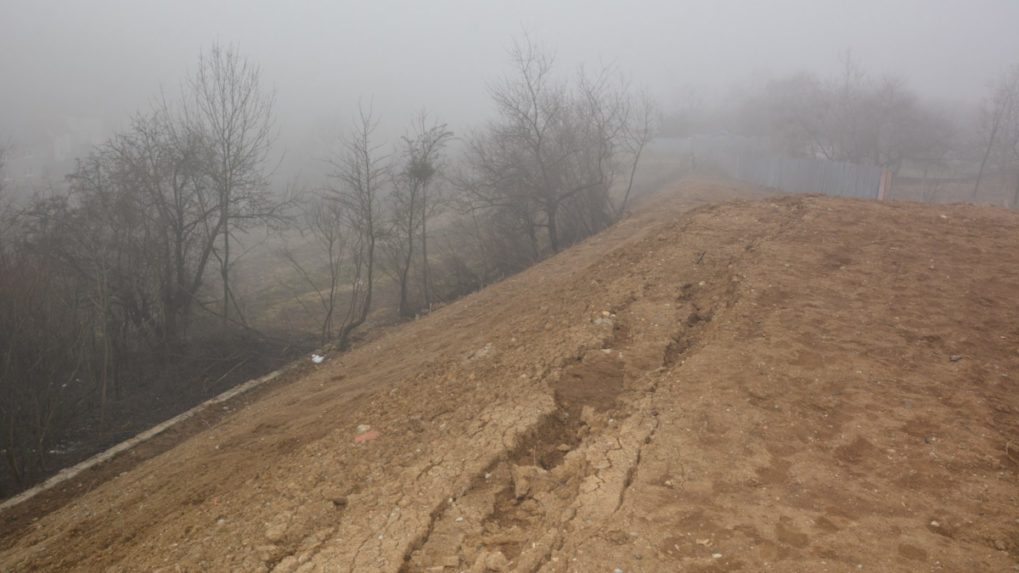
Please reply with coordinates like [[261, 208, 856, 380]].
[[0, 364, 291, 513]]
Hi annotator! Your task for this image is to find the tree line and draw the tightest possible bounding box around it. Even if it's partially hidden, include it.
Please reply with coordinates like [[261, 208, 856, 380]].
[[662, 54, 1019, 206], [0, 39, 656, 496]]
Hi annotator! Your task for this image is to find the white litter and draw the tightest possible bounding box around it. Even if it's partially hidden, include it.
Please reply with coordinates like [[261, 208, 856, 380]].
[[311, 354, 325, 364]]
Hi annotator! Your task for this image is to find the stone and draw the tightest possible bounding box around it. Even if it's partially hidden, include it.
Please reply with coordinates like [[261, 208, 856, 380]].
[[265, 511, 293, 542], [271, 556, 299, 573], [512, 465, 533, 499], [486, 550, 509, 571], [255, 544, 279, 562]]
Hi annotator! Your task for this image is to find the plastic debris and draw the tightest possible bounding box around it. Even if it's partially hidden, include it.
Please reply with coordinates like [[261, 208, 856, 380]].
[[354, 430, 380, 443], [311, 354, 325, 364]]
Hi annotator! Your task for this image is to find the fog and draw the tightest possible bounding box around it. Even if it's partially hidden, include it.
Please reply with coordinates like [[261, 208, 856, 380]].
[[3, 0, 1019, 184], [4, 0, 1019, 502]]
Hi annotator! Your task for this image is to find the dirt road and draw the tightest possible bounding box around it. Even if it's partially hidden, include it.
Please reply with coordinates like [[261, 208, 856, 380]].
[[2, 182, 1018, 572]]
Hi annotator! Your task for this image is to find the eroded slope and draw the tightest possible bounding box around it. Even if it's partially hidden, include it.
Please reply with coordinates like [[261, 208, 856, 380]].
[[2, 185, 1018, 573]]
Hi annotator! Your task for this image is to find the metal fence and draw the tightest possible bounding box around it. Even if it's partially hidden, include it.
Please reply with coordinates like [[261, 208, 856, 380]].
[[655, 136, 885, 200]]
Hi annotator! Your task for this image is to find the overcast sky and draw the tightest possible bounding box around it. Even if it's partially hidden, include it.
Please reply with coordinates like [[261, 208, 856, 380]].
[[3, 0, 1019, 170]]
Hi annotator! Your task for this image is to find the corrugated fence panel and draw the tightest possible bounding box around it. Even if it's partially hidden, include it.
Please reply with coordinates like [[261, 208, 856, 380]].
[[663, 135, 883, 199]]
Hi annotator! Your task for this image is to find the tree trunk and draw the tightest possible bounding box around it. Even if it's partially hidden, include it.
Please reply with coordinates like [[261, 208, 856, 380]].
[[526, 216, 540, 261], [221, 203, 230, 326], [365, 234, 375, 322], [322, 240, 339, 343], [337, 228, 376, 351], [546, 202, 560, 253], [398, 221, 414, 317], [974, 114, 1004, 200], [4, 416, 23, 488], [420, 203, 431, 310]]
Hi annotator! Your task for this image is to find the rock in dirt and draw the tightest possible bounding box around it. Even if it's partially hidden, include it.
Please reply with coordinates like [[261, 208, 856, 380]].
[[264, 511, 292, 542], [511, 464, 547, 499], [272, 556, 299, 572], [486, 551, 509, 571], [470, 550, 509, 573], [320, 488, 348, 507], [254, 544, 279, 562], [466, 343, 495, 361]]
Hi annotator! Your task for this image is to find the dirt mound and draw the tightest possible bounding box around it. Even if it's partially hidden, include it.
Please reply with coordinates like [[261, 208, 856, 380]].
[[2, 182, 1018, 572]]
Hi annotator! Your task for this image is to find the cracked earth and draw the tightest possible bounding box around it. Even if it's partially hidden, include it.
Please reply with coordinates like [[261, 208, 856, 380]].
[[2, 181, 1019, 572]]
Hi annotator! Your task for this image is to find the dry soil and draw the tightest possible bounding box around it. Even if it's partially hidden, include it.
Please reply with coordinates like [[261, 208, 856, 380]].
[[2, 181, 1018, 572]]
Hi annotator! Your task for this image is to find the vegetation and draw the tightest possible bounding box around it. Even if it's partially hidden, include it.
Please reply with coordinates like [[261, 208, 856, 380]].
[[662, 55, 1019, 206], [3, 36, 1015, 499], [0, 42, 655, 496]]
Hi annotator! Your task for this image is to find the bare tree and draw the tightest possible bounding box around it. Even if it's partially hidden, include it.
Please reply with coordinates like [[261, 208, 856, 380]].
[[743, 58, 954, 180], [330, 104, 388, 350], [615, 92, 658, 216], [487, 39, 574, 252], [0, 48, 301, 496], [461, 38, 652, 256], [0, 251, 88, 490], [382, 168, 421, 317], [974, 65, 1019, 201], [184, 44, 278, 325], [388, 113, 453, 315], [279, 193, 349, 344], [102, 110, 219, 345]]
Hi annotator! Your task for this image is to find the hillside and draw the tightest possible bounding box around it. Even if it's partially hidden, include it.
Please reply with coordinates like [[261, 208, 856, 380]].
[[1, 181, 1018, 572]]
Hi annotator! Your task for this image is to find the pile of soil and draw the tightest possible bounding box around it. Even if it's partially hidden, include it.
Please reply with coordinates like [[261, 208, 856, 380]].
[[2, 181, 1017, 572]]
